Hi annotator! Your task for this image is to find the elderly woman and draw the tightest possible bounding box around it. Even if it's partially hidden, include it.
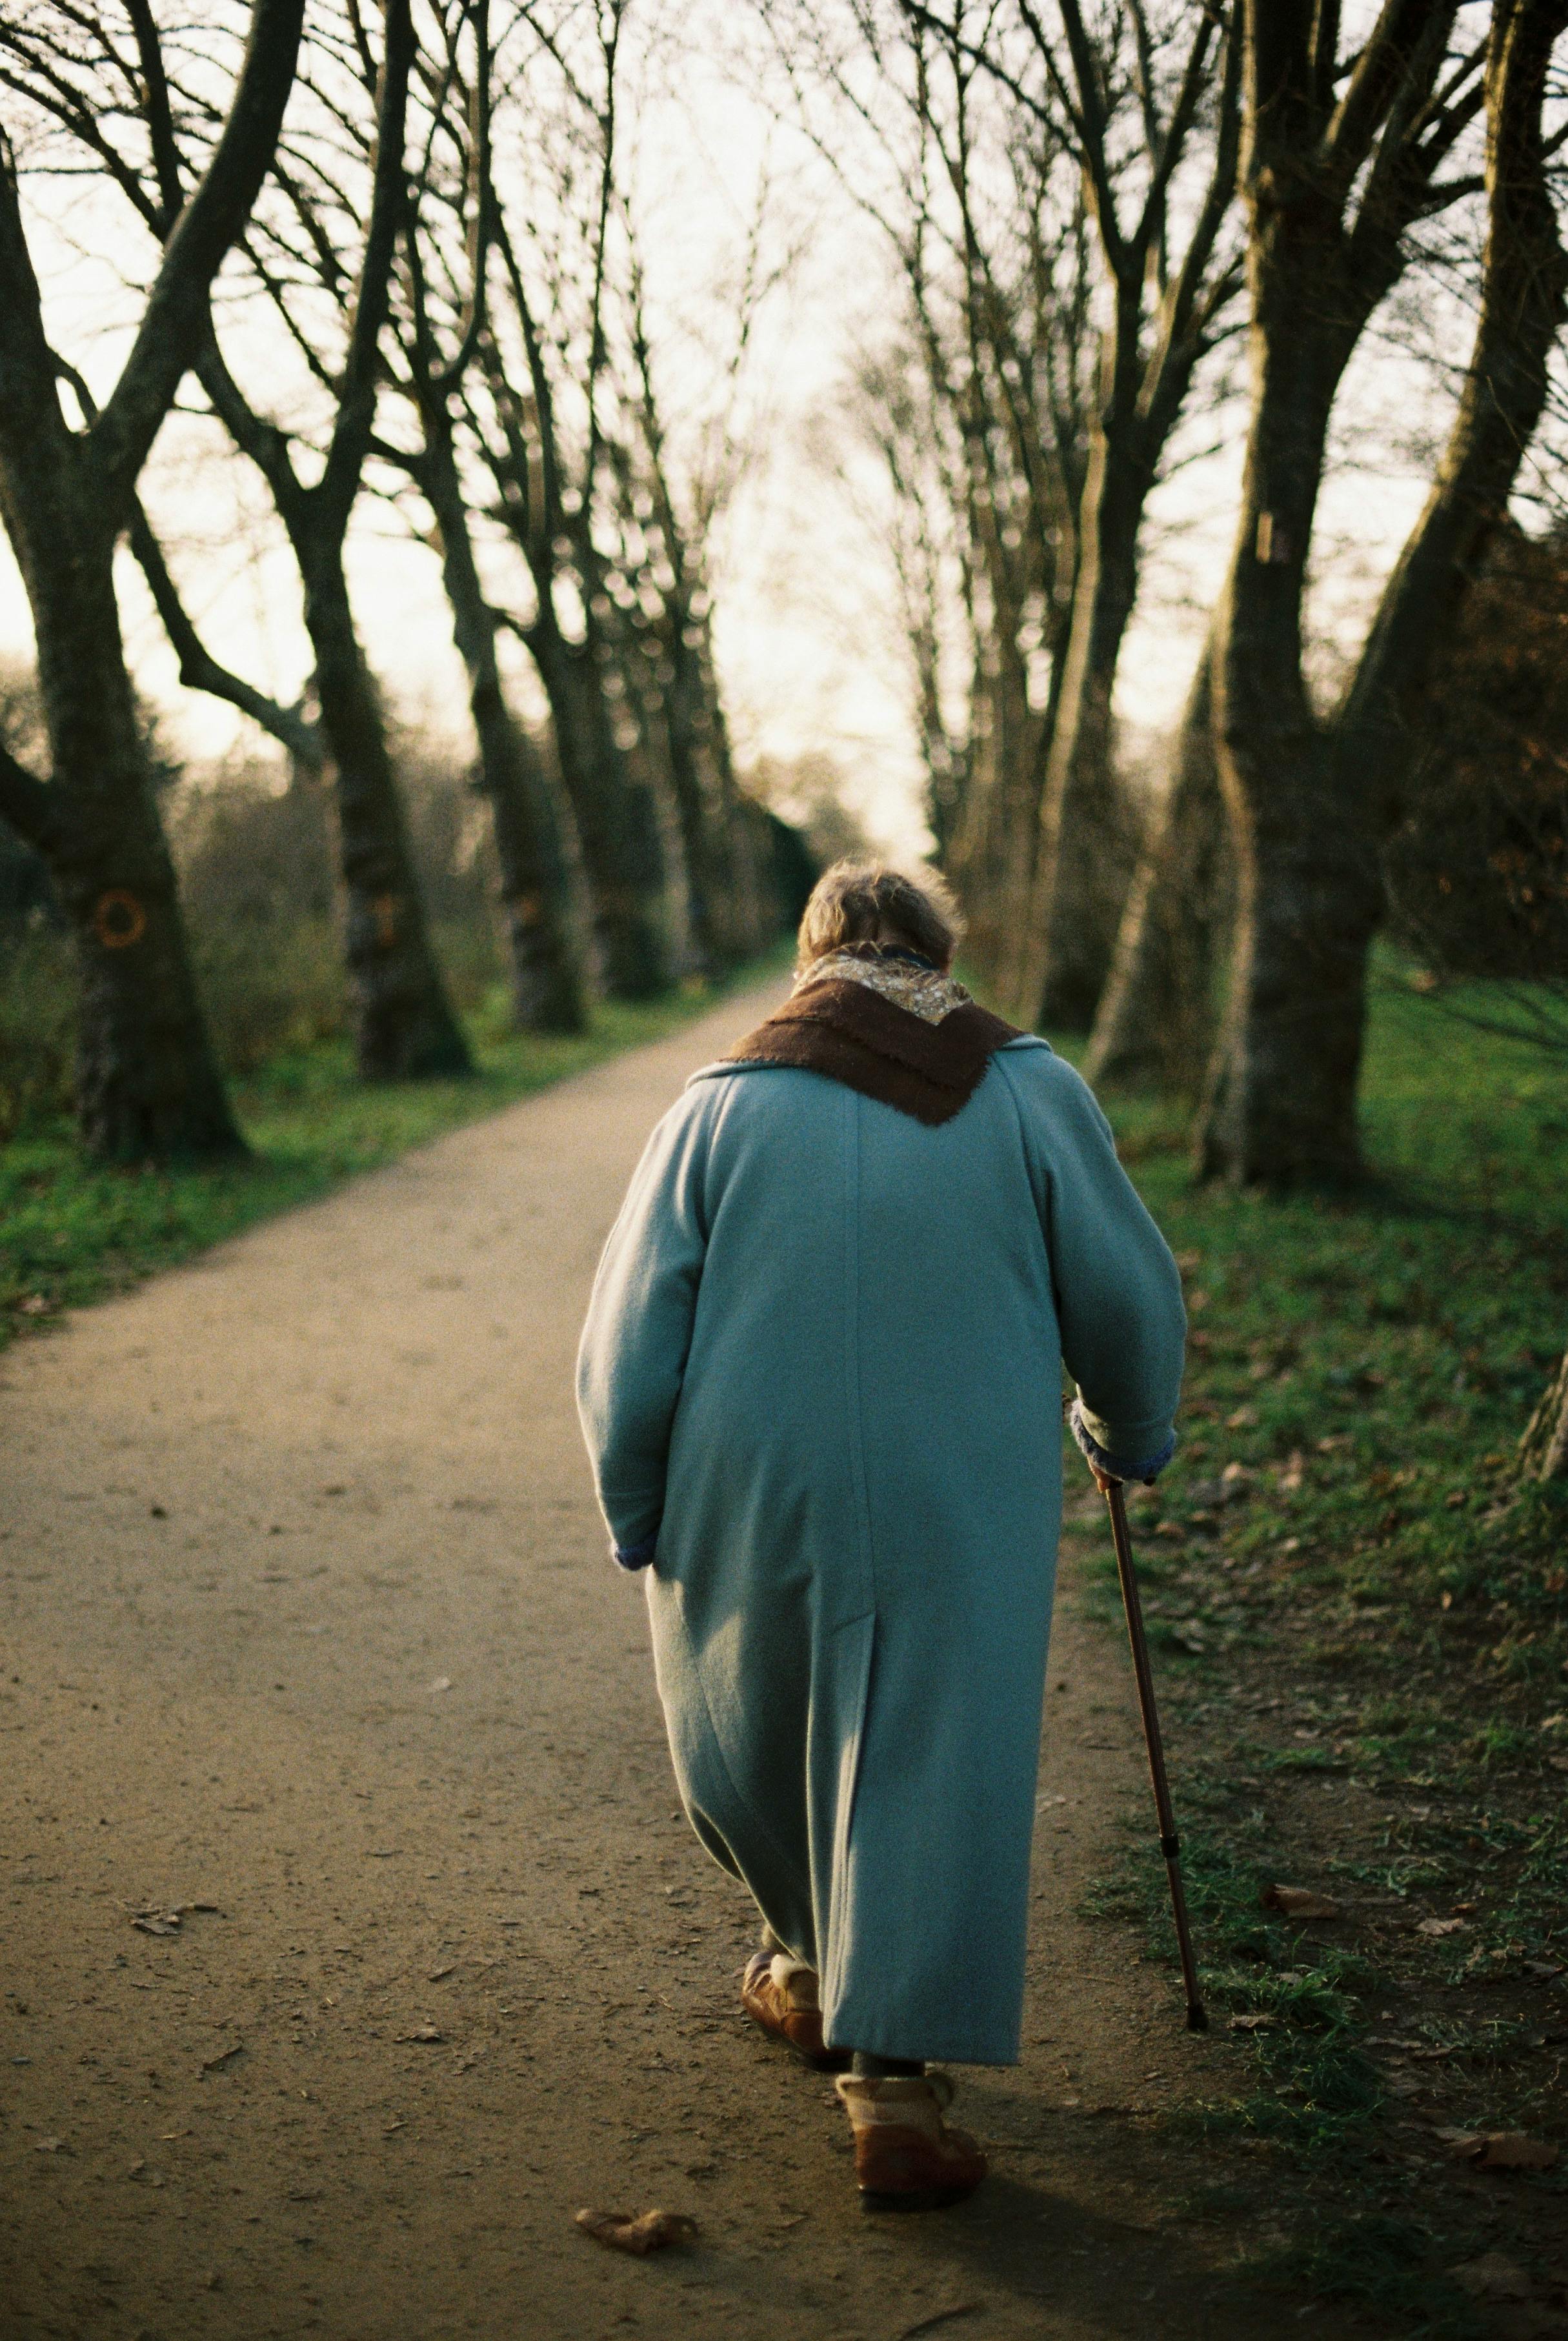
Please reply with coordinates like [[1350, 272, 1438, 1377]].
[[576, 864, 1184, 2212]]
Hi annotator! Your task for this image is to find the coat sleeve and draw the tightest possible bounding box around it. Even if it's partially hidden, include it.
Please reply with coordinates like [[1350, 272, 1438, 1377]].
[[997, 1043, 1186, 1478], [575, 1086, 714, 1565]]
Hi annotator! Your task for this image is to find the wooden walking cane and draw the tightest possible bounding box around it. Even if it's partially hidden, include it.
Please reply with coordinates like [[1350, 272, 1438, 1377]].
[[1102, 1478, 1208, 2031]]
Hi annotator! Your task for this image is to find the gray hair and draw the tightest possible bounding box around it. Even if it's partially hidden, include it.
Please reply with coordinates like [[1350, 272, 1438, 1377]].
[[796, 861, 965, 974]]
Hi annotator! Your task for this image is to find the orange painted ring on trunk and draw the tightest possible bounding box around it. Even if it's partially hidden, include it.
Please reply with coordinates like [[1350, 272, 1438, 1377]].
[[93, 888, 148, 949]]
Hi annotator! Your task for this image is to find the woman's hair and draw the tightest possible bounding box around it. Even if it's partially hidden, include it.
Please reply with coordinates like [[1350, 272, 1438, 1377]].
[[796, 860, 965, 973]]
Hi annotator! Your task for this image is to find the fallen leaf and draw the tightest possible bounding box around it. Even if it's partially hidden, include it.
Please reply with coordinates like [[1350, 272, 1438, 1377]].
[[428, 1677, 452, 1693], [131, 1912, 182, 1937], [397, 2025, 444, 2044], [1442, 2130, 1559, 2170], [1260, 1885, 1341, 1920], [1476, 2133, 1559, 2171], [1416, 1916, 1467, 1937], [574, 2207, 698, 2256], [1229, 2013, 1276, 2032], [199, 2044, 244, 2075], [33, 2136, 71, 2154], [428, 1965, 457, 1982], [1449, 2253, 1535, 2302], [892, 2308, 987, 2341], [1524, 1961, 1564, 1983]]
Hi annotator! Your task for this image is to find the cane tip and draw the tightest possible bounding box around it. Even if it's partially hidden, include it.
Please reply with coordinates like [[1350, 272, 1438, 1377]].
[[1186, 2004, 1209, 2033]]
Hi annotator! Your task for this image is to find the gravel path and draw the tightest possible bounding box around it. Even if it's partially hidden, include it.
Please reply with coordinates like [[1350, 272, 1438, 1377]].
[[1, 983, 1312, 2340]]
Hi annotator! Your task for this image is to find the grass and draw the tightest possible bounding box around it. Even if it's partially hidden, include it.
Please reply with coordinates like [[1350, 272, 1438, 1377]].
[[0, 961, 781, 1345], [1057, 961, 1568, 2335]]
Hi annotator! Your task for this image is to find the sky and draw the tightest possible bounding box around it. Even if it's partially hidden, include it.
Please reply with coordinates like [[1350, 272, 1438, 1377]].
[[0, 0, 1494, 862]]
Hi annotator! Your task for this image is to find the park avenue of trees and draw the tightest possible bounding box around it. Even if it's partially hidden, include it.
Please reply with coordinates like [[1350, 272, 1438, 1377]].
[[0, 1, 1566, 1465]]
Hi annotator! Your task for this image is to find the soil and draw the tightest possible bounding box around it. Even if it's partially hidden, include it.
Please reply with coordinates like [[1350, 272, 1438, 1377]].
[[0, 981, 1379, 2340]]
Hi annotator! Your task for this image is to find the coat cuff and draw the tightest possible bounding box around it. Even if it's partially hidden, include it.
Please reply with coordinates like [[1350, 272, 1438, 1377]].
[[1069, 1399, 1175, 1486], [612, 1531, 658, 1572]]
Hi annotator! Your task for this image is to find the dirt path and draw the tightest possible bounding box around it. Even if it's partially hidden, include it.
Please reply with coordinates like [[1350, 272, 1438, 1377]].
[[2, 984, 1333, 2341]]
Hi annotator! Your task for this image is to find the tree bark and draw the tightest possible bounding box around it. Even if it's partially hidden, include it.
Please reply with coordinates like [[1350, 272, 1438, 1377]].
[[1084, 641, 1229, 1091], [1519, 1349, 1568, 1482], [414, 414, 586, 1034], [18, 540, 243, 1159], [297, 536, 474, 1078]]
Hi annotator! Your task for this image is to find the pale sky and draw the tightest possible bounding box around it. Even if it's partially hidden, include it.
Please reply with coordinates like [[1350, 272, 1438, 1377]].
[[0, 3, 1501, 861]]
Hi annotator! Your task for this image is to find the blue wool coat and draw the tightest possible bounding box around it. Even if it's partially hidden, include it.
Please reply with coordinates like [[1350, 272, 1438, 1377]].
[[576, 1037, 1185, 2064]]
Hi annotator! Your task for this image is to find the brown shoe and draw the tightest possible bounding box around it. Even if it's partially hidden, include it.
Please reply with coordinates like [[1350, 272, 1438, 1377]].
[[741, 1951, 849, 2071], [835, 2070, 988, 2211]]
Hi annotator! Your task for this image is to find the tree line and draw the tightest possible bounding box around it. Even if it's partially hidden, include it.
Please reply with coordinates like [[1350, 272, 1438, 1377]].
[[776, 0, 1567, 1187], [0, 0, 793, 1163]]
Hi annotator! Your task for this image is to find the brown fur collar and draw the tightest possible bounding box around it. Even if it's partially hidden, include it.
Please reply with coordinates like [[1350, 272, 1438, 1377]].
[[722, 978, 1024, 1125]]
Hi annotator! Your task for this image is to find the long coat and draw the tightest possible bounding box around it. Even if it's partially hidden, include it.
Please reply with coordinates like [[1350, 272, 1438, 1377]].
[[576, 1036, 1185, 2064]]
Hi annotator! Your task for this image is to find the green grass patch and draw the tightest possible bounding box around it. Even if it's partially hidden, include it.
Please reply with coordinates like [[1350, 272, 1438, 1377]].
[[0, 963, 779, 1345], [1061, 960, 1567, 2331]]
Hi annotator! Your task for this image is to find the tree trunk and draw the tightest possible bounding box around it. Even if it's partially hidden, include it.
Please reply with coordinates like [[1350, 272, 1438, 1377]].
[[1519, 1349, 1568, 1481], [1085, 641, 1229, 1092], [1014, 421, 1149, 1029], [14, 532, 245, 1160], [1201, 0, 1568, 1183], [523, 610, 670, 1001], [299, 542, 474, 1080], [1198, 221, 1362, 1176], [652, 617, 739, 972], [417, 420, 586, 1033]]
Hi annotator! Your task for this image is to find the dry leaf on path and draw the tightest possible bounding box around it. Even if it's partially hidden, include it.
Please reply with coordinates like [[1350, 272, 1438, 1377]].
[[1260, 1885, 1341, 1920], [397, 2025, 445, 2044], [1439, 2129, 1559, 2169], [130, 1901, 221, 1937], [1229, 2012, 1276, 2032], [574, 2207, 698, 2256], [199, 2044, 245, 2075], [1448, 2254, 1535, 2302], [1416, 1916, 1467, 1937], [893, 2306, 987, 2340]]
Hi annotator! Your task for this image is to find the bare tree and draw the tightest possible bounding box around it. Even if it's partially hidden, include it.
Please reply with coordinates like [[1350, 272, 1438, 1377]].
[[771, 1, 1240, 1015], [194, 0, 474, 1079], [0, 0, 305, 1158], [1198, 0, 1567, 1183], [385, 0, 589, 1030], [995, 0, 1242, 1029], [468, 0, 674, 1000]]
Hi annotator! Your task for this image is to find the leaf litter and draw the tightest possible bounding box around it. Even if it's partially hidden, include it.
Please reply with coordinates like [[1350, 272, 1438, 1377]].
[[1260, 1884, 1341, 1920]]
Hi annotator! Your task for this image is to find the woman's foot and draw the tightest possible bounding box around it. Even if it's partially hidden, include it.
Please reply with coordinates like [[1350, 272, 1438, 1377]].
[[835, 2070, 988, 2211], [740, 1951, 850, 2071]]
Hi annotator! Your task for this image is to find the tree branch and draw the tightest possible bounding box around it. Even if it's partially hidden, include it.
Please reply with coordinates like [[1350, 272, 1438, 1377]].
[[0, 732, 61, 854], [91, 0, 306, 517], [1337, 0, 1568, 823], [126, 503, 324, 774], [0, 135, 73, 477], [316, 0, 415, 532]]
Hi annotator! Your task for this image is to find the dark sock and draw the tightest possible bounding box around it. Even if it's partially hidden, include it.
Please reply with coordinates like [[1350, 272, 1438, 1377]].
[[851, 2050, 923, 2078]]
